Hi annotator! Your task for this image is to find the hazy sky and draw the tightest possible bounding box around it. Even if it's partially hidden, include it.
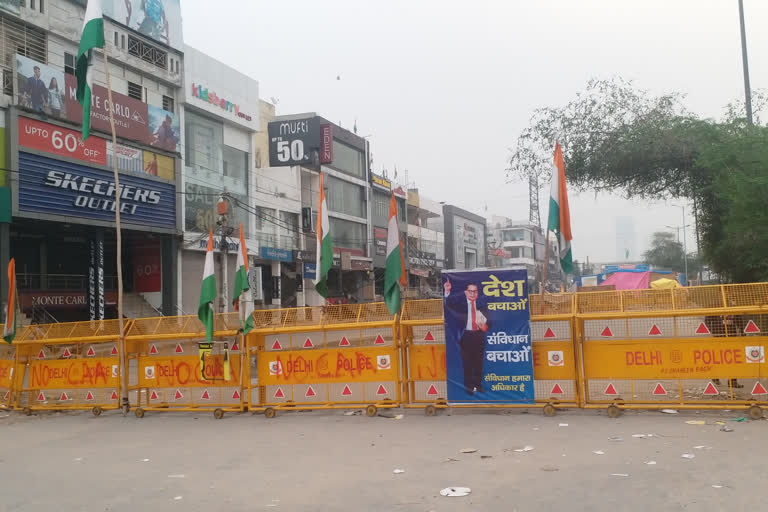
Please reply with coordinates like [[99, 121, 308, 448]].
[[181, 0, 768, 262]]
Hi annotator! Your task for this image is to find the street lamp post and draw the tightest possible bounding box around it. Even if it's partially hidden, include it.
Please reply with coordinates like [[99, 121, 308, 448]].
[[738, 0, 753, 125]]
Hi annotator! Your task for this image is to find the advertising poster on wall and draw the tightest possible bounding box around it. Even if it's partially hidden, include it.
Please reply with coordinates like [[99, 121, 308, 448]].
[[441, 269, 533, 403], [142, 150, 174, 180], [103, 0, 183, 50], [64, 74, 149, 143], [148, 104, 180, 152], [17, 55, 66, 119]]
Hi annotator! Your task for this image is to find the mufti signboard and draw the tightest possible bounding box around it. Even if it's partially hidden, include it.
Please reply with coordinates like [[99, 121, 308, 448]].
[[268, 117, 322, 167]]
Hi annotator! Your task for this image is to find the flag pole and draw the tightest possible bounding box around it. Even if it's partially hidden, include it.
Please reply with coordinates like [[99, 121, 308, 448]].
[[542, 228, 550, 293], [101, 46, 128, 414]]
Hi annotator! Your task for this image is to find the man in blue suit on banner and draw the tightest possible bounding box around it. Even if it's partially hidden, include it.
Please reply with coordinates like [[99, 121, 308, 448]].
[[444, 278, 490, 395]]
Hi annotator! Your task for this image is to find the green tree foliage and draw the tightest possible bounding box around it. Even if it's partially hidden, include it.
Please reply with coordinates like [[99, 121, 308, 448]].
[[508, 77, 768, 283], [643, 232, 684, 271]]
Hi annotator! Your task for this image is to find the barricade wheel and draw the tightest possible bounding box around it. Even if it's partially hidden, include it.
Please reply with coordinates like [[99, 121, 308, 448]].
[[213, 408, 224, 420], [91, 406, 102, 417], [366, 405, 378, 417], [135, 408, 145, 419], [424, 405, 437, 417], [543, 404, 557, 417], [264, 407, 276, 419], [607, 405, 622, 419], [748, 405, 764, 420], [23, 407, 31, 416]]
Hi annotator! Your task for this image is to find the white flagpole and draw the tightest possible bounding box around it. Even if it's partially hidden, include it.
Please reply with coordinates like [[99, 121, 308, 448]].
[[101, 45, 128, 414]]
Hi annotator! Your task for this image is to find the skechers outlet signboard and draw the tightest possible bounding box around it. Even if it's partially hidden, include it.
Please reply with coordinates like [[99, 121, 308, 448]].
[[17, 120, 175, 229]]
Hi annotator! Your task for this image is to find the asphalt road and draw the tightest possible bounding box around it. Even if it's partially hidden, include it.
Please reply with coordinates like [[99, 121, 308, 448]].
[[1, 407, 765, 511]]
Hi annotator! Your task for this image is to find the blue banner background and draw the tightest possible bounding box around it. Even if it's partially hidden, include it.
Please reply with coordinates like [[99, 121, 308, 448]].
[[442, 269, 533, 403]]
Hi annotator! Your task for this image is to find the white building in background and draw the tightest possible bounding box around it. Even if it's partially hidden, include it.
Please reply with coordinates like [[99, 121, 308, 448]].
[[406, 189, 445, 296], [615, 216, 636, 261], [179, 45, 261, 314], [487, 216, 537, 274]]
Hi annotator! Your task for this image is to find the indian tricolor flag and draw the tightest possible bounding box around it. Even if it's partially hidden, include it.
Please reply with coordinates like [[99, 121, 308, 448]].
[[198, 229, 216, 342], [313, 172, 332, 298], [384, 192, 403, 315], [232, 223, 254, 335], [547, 142, 573, 274], [76, 0, 104, 140], [2, 258, 17, 344]]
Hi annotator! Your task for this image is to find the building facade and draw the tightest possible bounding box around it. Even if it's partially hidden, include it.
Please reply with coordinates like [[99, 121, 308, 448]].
[[1, 0, 184, 322], [443, 204, 487, 270], [405, 188, 444, 296], [179, 45, 260, 314]]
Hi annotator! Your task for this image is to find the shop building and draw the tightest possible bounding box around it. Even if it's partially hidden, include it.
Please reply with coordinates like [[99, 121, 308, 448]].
[[251, 100, 303, 308], [1, 0, 184, 322], [405, 188, 444, 297], [269, 113, 373, 305], [443, 204, 487, 270], [179, 45, 260, 314], [370, 172, 407, 299]]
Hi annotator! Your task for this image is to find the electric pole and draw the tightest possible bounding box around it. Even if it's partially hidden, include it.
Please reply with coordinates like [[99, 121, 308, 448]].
[[738, 0, 753, 125]]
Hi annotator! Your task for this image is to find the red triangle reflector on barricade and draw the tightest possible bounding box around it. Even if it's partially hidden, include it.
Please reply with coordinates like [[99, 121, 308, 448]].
[[695, 323, 711, 335], [86, 346, 96, 357], [85, 391, 94, 401], [648, 324, 662, 336], [376, 384, 388, 396], [201, 389, 211, 400], [745, 320, 760, 334], [303, 338, 313, 348], [426, 384, 439, 396], [652, 383, 667, 395], [232, 390, 241, 400], [339, 337, 351, 347], [174, 389, 183, 400], [374, 335, 385, 345], [271, 340, 282, 350], [551, 383, 564, 395], [544, 327, 556, 338], [341, 385, 352, 396], [703, 382, 719, 395], [600, 327, 613, 337], [305, 386, 316, 397], [424, 331, 434, 341], [604, 383, 618, 395], [111, 345, 118, 355], [150, 390, 159, 400], [149, 344, 158, 354], [751, 382, 768, 395], [274, 387, 285, 399]]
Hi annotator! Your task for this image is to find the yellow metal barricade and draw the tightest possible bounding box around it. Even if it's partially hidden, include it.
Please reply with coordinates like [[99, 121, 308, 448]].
[[399, 296, 582, 415], [0, 323, 25, 410], [248, 303, 400, 418], [125, 313, 245, 419], [11, 320, 127, 416], [577, 284, 768, 418]]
